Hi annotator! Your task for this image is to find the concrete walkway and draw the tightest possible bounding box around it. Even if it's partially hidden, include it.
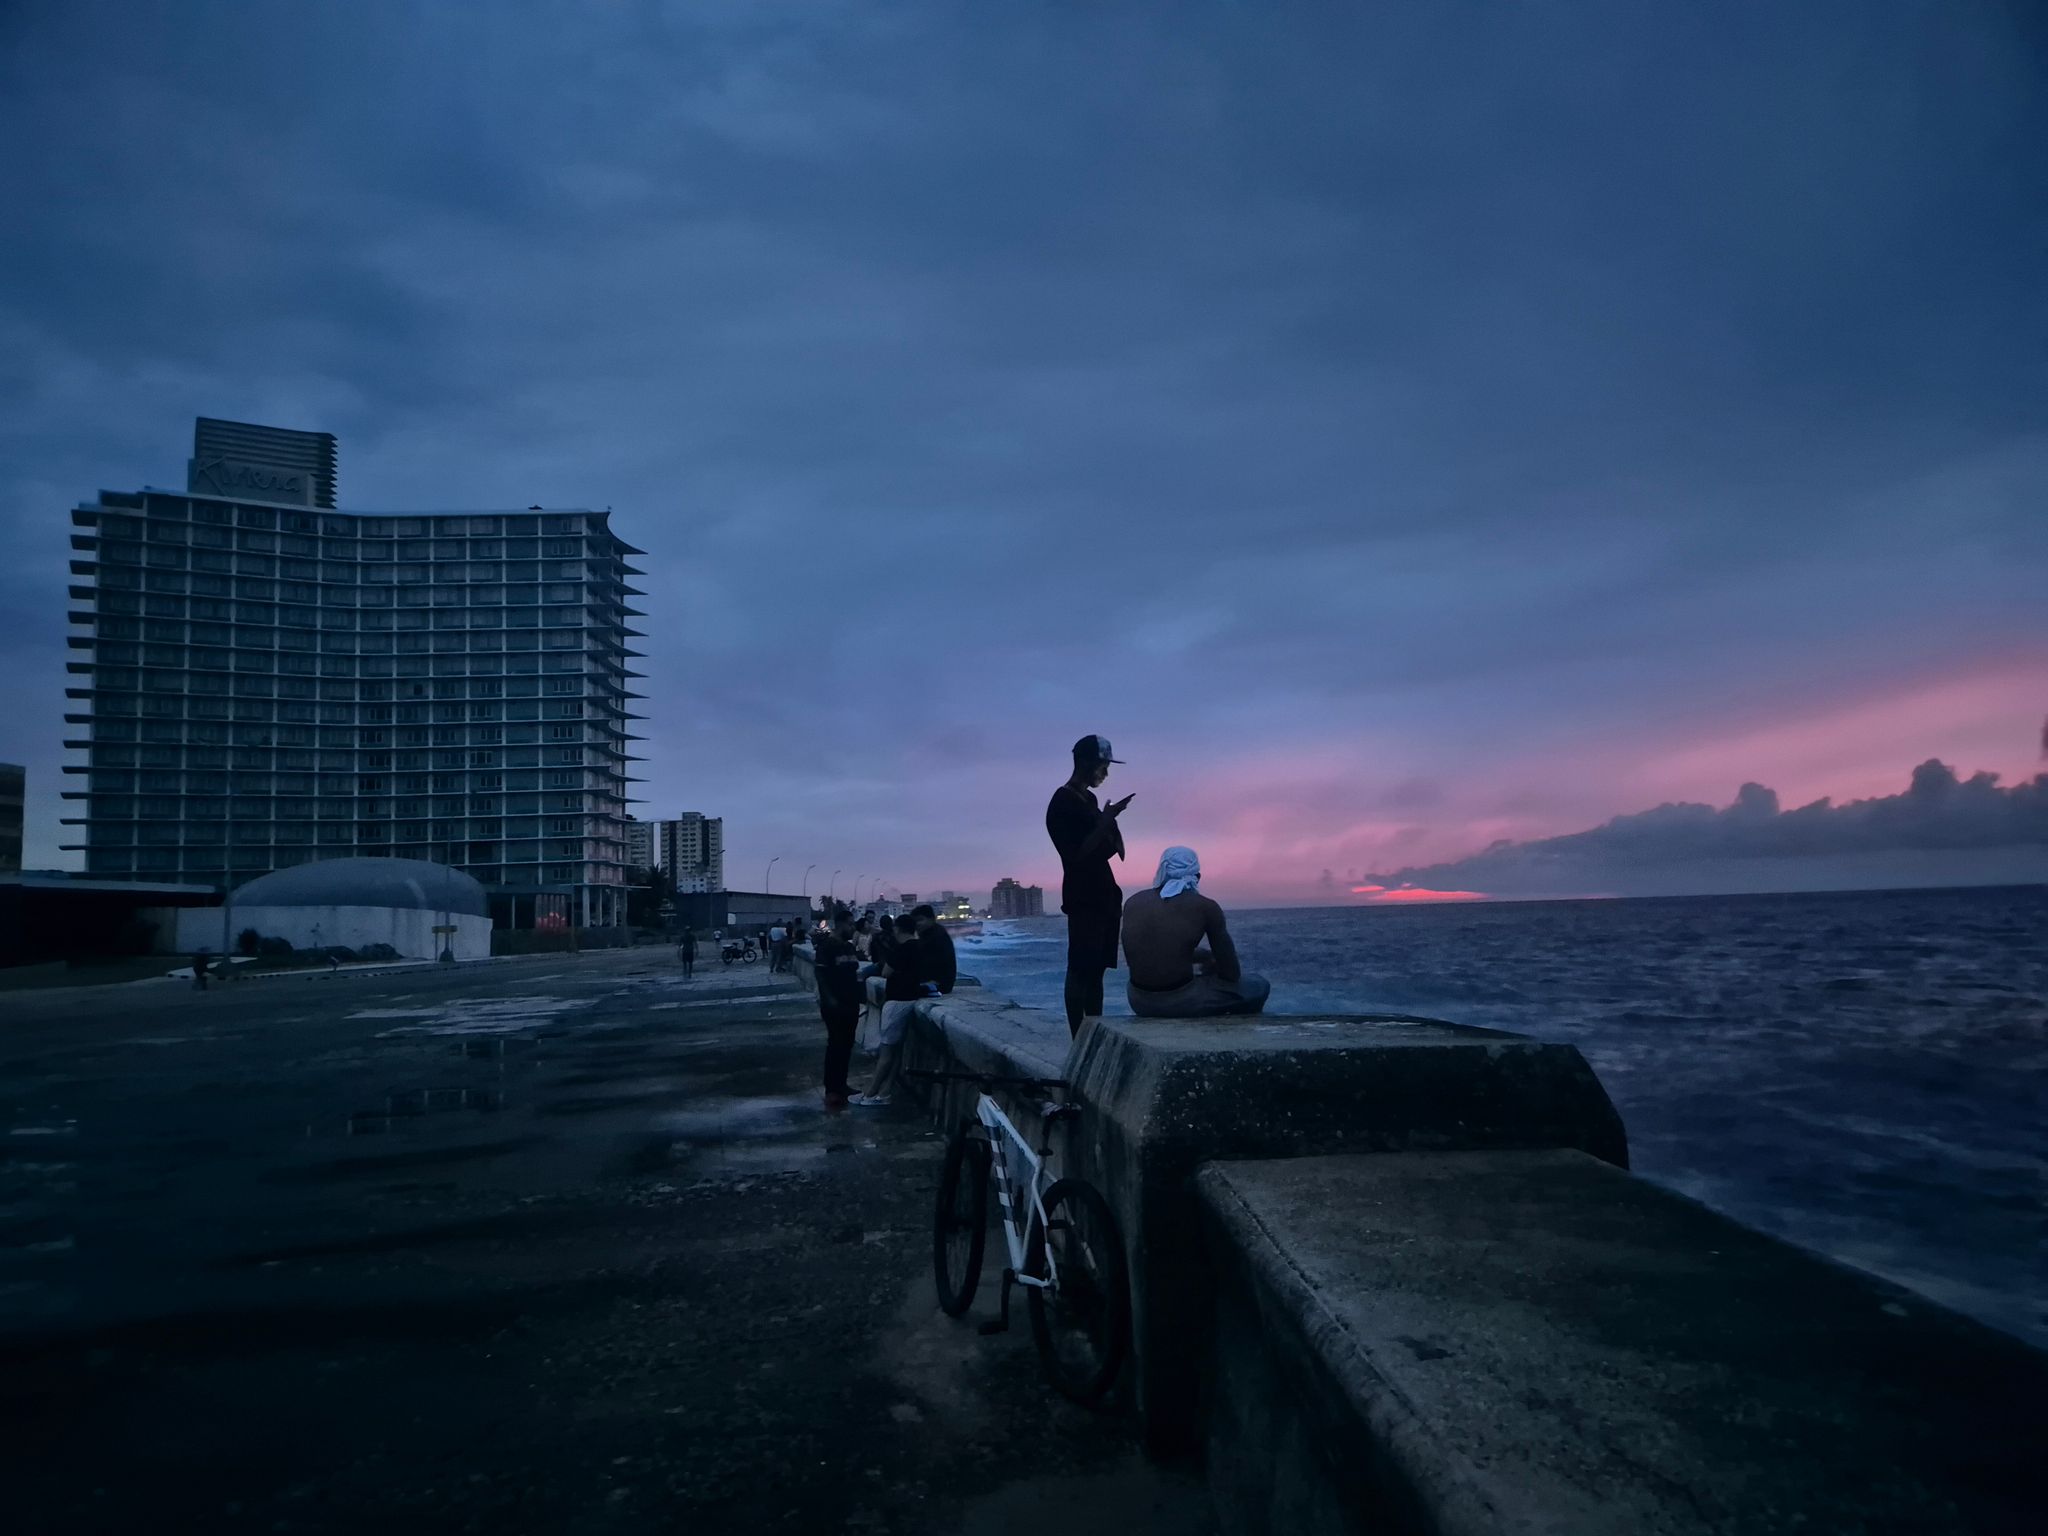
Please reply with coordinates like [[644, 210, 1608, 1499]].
[[0, 948, 1211, 1534]]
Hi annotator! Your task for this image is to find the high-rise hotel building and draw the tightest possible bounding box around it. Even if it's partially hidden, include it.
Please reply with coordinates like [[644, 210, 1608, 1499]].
[[61, 419, 645, 929]]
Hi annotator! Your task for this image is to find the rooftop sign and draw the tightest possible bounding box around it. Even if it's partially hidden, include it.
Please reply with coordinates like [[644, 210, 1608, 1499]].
[[186, 455, 315, 506]]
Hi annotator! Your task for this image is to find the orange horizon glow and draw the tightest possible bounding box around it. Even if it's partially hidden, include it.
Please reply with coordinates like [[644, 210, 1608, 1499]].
[[1351, 885, 1488, 903]]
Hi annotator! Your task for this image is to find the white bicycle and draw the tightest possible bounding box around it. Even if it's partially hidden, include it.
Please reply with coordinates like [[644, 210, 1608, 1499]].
[[912, 1069, 1130, 1405]]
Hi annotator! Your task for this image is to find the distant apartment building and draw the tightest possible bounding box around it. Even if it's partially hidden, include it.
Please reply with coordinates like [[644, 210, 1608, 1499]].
[[625, 817, 655, 871], [989, 877, 1044, 919], [656, 813, 723, 894], [0, 762, 23, 872], [62, 419, 645, 929]]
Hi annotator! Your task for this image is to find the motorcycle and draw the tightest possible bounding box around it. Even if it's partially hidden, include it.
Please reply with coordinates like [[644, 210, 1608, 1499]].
[[720, 940, 759, 964]]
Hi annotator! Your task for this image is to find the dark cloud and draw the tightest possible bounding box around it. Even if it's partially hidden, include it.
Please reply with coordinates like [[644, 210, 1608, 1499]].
[[1, 2, 2043, 891], [1371, 762, 2048, 899]]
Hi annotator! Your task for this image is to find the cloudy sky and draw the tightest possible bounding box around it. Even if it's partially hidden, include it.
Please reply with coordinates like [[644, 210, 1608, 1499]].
[[2, 1, 2042, 904]]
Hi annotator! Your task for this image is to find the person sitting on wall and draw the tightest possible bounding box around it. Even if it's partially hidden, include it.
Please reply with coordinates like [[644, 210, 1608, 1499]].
[[1121, 846, 1270, 1017], [860, 913, 897, 1023], [853, 914, 923, 1107], [911, 904, 956, 996]]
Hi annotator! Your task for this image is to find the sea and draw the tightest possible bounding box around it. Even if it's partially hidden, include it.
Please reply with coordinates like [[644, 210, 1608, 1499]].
[[953, 884, 2047, 1350]]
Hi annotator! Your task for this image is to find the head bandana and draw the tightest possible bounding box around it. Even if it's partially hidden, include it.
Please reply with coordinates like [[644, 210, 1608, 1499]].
[[1152, 845, 1202, 900]]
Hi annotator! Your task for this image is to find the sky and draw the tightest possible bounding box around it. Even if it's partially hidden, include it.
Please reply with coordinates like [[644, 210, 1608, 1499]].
[[1, 1, 2043, 906]]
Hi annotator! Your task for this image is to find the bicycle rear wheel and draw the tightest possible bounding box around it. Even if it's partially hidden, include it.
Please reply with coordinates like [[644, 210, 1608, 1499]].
[[933, 1123, 991, 1316], [1025, 1177, 1129, 1404]]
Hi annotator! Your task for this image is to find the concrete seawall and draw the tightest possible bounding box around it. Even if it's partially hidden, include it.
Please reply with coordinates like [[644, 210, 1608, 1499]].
[[792, 944, 2048, 1532]]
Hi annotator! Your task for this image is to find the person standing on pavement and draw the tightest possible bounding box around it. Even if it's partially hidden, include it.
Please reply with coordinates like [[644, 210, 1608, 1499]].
[[813, 906, 864, 1109], [1046, 733, 1133, 1037], [677, 926, 697, 980]]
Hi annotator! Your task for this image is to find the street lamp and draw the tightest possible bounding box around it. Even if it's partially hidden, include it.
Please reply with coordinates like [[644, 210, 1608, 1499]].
[[802, 863, 816, 904], [765, 855, 780, 895], [828, 868, 841, 903], [440, 842, 457, 963]]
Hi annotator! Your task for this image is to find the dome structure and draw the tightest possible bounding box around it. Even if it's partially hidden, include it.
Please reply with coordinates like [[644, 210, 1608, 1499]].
[[229, 857, 492, 961], [234, 857, 488, 917]]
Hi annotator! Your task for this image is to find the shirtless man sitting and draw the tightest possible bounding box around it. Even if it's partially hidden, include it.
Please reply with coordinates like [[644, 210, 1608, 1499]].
[[1120, 846, 1270, 1017]]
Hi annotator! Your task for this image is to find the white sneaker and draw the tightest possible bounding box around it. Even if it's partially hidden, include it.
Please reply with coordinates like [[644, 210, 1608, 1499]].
[[851, 1093, 892, 1107]]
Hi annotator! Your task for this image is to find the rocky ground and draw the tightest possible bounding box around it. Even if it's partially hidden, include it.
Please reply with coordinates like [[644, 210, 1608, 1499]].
[[0, 948, 1212, 1534]]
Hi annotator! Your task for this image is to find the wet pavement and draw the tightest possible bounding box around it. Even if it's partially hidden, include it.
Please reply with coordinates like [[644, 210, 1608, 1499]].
[[0, 948, 1212, 1534]]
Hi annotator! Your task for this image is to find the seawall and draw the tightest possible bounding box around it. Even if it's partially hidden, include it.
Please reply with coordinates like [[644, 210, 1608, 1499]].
[[792, 944, 2048, 1532]]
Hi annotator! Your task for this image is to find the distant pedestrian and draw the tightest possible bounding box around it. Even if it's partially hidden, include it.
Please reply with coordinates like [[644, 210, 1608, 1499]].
[[814, 907, 864, 1109], [192, 948, 211, 992], [1047, 733, 1132, 1036], [678, 926, 698, 979], [769, 920, 788, 972]]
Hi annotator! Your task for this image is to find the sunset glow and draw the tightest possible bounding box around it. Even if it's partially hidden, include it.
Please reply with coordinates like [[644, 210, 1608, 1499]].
[[1351, 885, 1489, 904]]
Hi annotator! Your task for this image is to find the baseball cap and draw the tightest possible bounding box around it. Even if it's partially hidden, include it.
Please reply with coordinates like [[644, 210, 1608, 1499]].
[[1072, 733, 1125, 765]]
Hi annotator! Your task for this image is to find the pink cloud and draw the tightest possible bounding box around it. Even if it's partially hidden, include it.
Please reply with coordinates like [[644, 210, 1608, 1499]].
[[1626, 655, 2046, 810]]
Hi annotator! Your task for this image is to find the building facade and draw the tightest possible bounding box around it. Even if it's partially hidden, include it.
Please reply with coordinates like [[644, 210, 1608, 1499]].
[[0, 763, 23, 873], [61, 420, 645, 929], [989, 877, 1044, 919], [625, 817, 655, 872], [657, 813, 723, 894]]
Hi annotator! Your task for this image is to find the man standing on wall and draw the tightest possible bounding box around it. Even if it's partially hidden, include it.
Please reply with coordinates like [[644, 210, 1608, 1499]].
[[1046, 733, 1132, 1037]]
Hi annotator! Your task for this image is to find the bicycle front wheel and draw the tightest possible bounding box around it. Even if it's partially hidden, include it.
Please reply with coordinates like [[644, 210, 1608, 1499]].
[[1025, 1177, 1129, 1405], [933, 1122, 991, 1316]]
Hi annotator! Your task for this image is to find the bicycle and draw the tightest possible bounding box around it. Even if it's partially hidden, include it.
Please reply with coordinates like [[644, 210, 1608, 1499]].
[[909, 1069, 1130, 1405]]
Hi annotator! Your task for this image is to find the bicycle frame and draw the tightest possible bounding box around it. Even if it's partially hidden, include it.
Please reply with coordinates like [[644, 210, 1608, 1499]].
[[974, 1092, 1059, 1292]]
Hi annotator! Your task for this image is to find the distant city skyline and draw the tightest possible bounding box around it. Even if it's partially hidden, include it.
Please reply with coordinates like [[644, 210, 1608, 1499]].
[[1, 4, 2042, 906]]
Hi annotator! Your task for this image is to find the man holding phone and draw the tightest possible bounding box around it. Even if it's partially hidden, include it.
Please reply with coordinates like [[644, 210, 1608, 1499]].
[[1046, 733, 1133, 1037]]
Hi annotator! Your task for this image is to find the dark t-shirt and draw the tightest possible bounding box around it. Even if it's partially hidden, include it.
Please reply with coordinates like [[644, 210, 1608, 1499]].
[[679, 930, 697, 956], [813, 932, 863, 1010], [920, 924, 957, 994], [883, 935, 925, 1002], [1046, 783, 1123, 913]]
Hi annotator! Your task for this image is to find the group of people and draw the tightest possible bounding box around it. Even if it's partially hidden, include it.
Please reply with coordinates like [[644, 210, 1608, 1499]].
[[1048, 733, 1269, 1037], [763, 920, 804, 973], [800, 729, 1263, 1110], [811, 903, 956, 1110]]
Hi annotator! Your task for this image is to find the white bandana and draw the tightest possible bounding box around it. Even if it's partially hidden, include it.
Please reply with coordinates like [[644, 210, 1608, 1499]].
[[1152, 845, 1201, 900]]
